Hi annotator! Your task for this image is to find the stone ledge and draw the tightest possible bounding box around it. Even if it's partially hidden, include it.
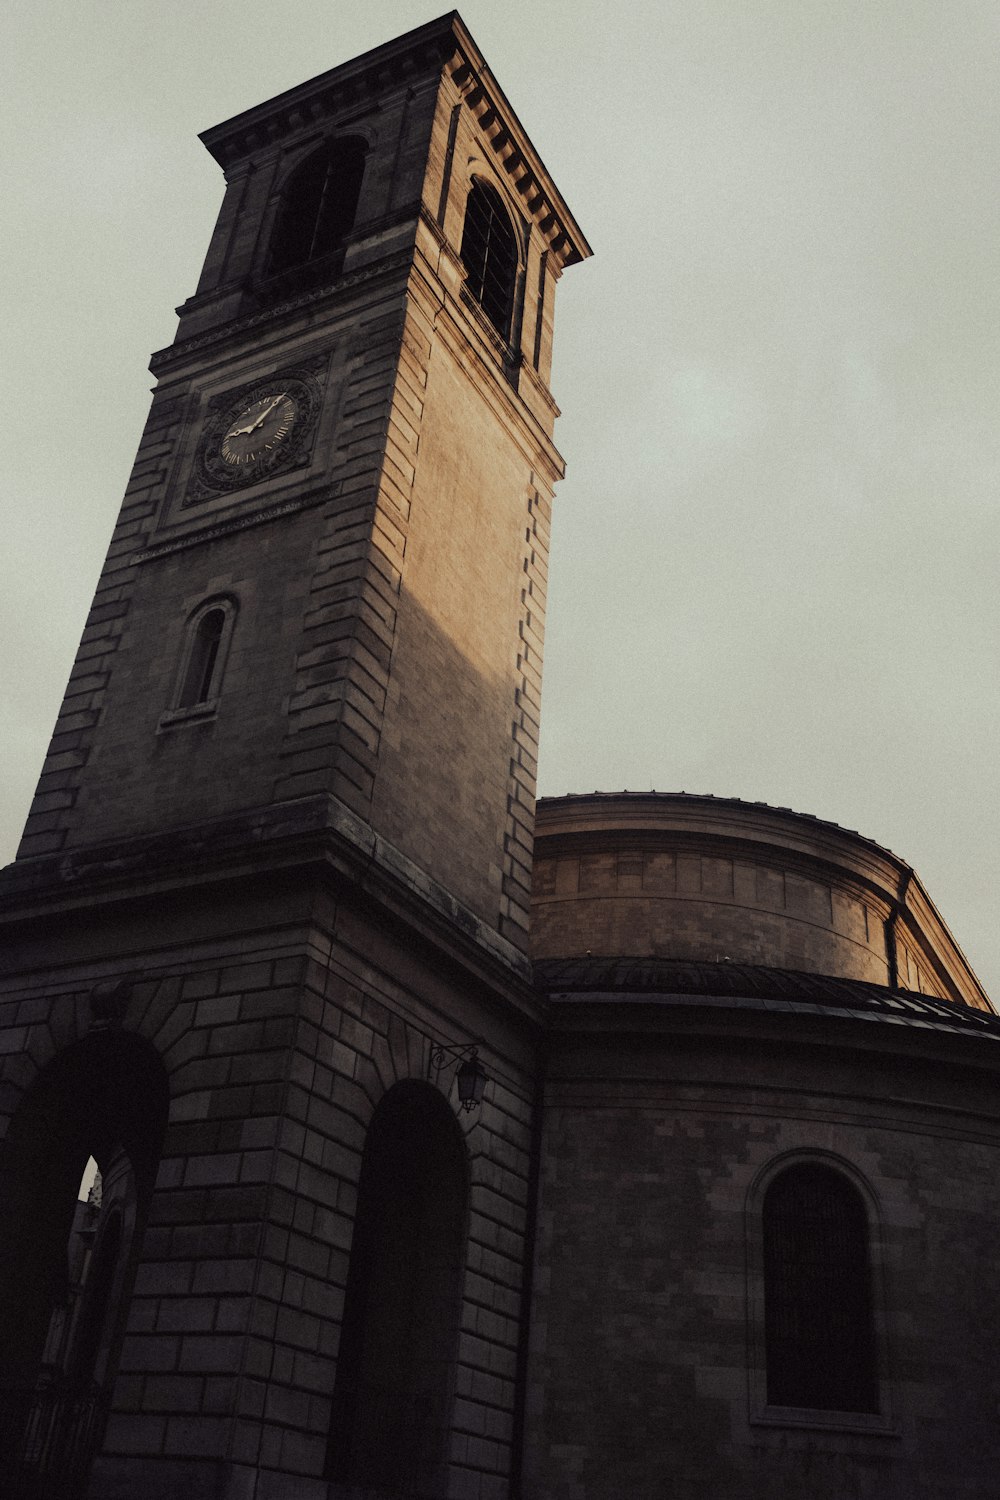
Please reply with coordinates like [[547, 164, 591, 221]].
[[0, 793, 536, 1003]]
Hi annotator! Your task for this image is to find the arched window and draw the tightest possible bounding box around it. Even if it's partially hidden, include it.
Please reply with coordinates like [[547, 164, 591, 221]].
[[325, 1082, 469, 1492], [267, 137, 366, 279], [762, 1162, 878, 1412], [167, 597, 237, 720], [179, 608, 225, 708], [460, 181, 518, 341]]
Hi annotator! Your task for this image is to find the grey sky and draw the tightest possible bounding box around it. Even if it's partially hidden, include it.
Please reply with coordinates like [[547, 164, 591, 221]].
[[4, 1, 998, 994]]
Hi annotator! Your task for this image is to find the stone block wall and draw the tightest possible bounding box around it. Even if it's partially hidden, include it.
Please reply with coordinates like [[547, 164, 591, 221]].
[[368, 267, 554, 948], [0, 884, 539, 1500], [532, 843, 896, 985], [524, 1016, 1000, 1500]]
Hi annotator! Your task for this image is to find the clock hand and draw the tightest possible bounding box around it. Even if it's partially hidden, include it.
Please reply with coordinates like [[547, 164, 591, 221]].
[[246, 393, 288, 432], [227, 394, 288, 439]]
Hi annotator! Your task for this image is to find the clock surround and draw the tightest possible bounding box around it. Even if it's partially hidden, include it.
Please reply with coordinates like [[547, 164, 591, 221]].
[[187, 357, 326, 503]]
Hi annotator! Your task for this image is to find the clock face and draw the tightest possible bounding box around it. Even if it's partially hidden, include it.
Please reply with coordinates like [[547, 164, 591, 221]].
[[220, 391, 297, 468], [190, 362, 325, 503]]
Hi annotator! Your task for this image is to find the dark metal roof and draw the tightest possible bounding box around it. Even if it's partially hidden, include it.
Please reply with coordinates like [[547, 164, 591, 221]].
[[534, 956, 1000, 1039]]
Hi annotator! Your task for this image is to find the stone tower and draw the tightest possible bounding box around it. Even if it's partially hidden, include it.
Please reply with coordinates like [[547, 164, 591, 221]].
[[0, 16, 589, 1500]]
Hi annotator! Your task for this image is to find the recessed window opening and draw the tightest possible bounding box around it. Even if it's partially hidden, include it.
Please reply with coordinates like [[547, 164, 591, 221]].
[[268, 138, 366, 277], [68, 1208, 123, 1385], [179, 607, 225, 708], [460, 181, 518, 341], [763, 1162, 878, 1413]]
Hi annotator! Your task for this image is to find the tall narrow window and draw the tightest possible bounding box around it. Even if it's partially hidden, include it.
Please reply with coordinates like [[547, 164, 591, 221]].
[[267, 137, 366, 278], [179, 608, 225, 708], [460, 181, 518, 341], [326, 1082, 468, 1493], [168, 597, 237, 721], [763, 1163, 878, 1412]]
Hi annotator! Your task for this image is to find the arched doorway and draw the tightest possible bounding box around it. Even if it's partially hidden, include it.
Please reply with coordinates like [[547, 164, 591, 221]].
[[0, 1028, 169, 1498], [326, 1080, 470, 1494]]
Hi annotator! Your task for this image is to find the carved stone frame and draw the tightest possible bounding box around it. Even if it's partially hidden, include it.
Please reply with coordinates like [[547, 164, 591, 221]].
[[186, 354, 327, 505], [745, 1148, 898, 1437]]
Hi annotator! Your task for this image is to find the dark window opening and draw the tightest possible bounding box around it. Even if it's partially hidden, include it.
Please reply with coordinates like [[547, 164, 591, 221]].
[[68, 1210, 123, 1386], [179, 608, 225, 708], [267, 138, 366, 278], [532, 248, 548, 370], [763, 1163, 878, 1412], [460, 181, 518, 342], [326, 1082, 468, 1493]]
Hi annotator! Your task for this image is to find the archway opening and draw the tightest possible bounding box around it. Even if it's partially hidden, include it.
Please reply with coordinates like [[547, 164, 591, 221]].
[[0, 1029, 169, 1495], [326, 1081, 469, 1492]]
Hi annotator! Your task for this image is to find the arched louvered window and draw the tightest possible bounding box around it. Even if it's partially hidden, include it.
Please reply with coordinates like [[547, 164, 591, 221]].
[[268, 138, 366, 278], [763, 1163, 878, 1412], [460, 181, 518, 341]]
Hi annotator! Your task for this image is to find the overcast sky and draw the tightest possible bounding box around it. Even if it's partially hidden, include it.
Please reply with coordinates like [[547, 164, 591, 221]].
[[4, 1, 998, 995]]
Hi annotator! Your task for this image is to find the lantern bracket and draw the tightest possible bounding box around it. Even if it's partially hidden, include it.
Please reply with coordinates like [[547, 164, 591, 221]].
[[429, 1041, 488, 1112]]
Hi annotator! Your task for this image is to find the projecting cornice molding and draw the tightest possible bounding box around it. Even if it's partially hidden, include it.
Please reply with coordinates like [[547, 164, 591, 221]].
[[196, 12, 591, 275], [443, 34, 591, 271], [0, 793, 536, 1004], [198, 18, 450, 167], [150, 250, 414, 375]]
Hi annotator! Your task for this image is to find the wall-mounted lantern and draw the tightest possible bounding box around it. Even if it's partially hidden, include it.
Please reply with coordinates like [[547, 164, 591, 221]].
[[429, 1042, 488, 1112]]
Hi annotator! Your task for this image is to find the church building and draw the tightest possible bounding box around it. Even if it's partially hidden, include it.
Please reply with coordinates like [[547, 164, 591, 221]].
[[2, 15, 999, 1500]]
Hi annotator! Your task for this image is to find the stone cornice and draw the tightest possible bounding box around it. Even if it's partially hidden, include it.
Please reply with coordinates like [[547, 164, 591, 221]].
[[537, 792, 912, 890], [442, 22, 591, 270], [198, 15, 453, 167], [133, 489, 326, 564], [149, 250, 414, 377], [0, 794, 537, 1013], [544, 995, 1000, 1119], [196, 13, 590, 272]]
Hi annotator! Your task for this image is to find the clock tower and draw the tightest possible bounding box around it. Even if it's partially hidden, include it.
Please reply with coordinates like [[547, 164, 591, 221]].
[[0, 16, 589, 1500]]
